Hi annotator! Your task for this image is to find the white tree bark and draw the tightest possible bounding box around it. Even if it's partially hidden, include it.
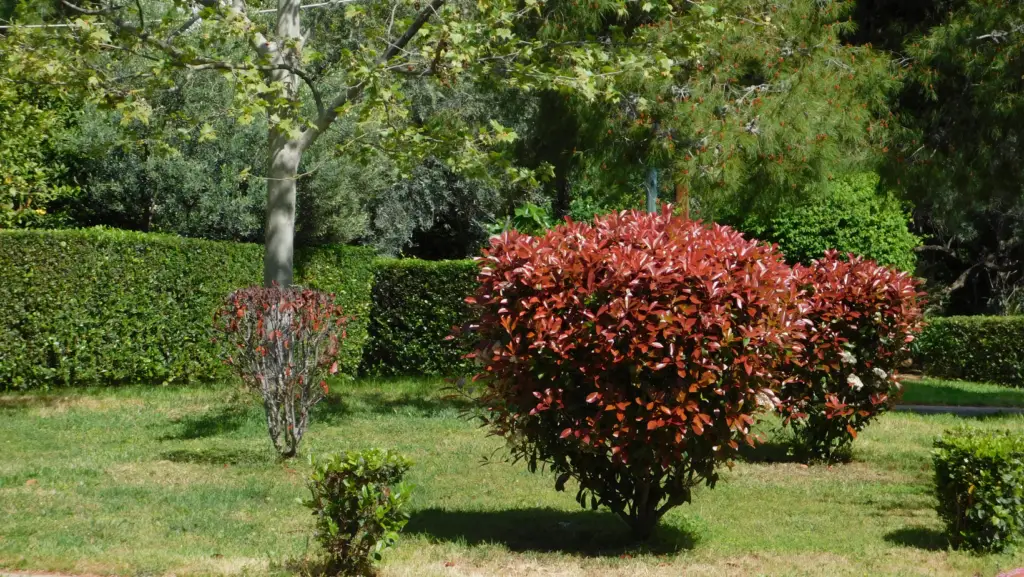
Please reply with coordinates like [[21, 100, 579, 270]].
[[263, 0, 303, 287], [264, 134, 302, 286]]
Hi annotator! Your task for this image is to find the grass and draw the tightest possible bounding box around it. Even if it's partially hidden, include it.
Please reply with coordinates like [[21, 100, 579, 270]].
[[900, 377, 1024, 407], [1, 378, 1024, 576]]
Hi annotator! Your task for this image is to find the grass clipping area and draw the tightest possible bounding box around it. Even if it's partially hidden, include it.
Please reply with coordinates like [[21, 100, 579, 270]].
[[2, 378, 1024, 577]]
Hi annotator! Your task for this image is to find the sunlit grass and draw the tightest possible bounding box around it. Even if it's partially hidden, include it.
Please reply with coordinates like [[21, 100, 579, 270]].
[[2, 378, 1024, 576], [900, 377, 1024, 407]]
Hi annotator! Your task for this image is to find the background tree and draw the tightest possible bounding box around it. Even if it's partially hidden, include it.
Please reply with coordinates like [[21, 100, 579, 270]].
[[497, 0, 902, 241], [867, 0, 1024, 314], [4, 0, 709, 284]]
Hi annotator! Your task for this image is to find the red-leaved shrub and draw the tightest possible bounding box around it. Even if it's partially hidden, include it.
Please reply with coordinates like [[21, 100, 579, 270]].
[[215, 286, 346, 458], [468, 209, 805, 538], [778, 251, 925, 462]]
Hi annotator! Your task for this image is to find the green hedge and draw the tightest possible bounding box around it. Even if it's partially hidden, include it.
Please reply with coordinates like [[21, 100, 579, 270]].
[[295, 245, 378, 377], [915, 316, 1024, 387], [0, 228, 375, 389], [934, 427, 1024, 551], [362, 258, 478, 376]]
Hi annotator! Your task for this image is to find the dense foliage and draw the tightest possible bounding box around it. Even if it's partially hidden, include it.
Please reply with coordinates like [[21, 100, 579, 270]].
[[562, 0, 897, 222], [469, 209, 804, 538], [0, 26, 78, 227], [934, 427, 1024, 552], [778, 251, 925, 462], [0, 228, 374, 390], [215, 287, 346, 457], [304, 449, 412, 575], [915, 316, 1024, 387], [737, 173, 919, 271], [363, 258, 477, 376], [862, 0, 1024, 314]]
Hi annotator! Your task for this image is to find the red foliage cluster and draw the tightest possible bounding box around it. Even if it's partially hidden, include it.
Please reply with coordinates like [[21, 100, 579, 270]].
[[778, 250, 926, 461], [215, 286, 346, 457], [469, 209, 805, 536]]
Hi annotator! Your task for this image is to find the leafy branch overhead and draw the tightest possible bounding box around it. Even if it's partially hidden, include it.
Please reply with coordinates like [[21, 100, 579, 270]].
[[27, 0, 711, 173]]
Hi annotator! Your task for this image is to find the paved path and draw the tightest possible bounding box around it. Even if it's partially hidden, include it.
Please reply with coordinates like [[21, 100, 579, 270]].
[[894, 404, 1024, 417]]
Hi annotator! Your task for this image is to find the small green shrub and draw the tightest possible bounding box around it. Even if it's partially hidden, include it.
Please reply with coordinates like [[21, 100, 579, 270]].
[[915, 316, 1024, 387], [0, 228, 375, 389], [304, 449, 412, 576], [933, 427, 1024, 551], [363, 258, 477, 376], [740, 173, 920, 272]]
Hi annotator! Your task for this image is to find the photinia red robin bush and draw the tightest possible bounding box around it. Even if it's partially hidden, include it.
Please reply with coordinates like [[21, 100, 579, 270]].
[[215, 286, 346, 458], [778, 251, 925, 463], [468, 208, 805, 539]]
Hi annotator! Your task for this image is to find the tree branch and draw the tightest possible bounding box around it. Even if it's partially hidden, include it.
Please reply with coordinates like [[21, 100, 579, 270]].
[[299, 0, 445, 149]]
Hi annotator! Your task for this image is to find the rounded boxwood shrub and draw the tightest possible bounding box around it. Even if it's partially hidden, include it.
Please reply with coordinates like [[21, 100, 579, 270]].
[[740, 173, 919, 272], [934, 427, 1024, 552], [469, 209, 805, 539], [778, 251, 925, 462]]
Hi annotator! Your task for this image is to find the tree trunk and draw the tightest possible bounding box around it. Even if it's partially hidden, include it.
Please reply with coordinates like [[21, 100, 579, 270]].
[[645, 167, 659, 213], [263, 0, 303, 288], [264, 134, 302, 287]]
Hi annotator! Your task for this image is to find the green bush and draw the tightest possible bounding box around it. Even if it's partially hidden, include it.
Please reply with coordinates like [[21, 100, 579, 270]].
[[933, 427, 1024, 551], [362, 258, 477, 376], [740, 173, 920, 272], [915, 316, 1024, 387], [0, 228, 374, 389], [304, 449, 412, 576], [295, 245, 377, 377]]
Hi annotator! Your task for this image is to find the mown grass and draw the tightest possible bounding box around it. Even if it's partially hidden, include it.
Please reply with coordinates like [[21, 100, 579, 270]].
[[900, 377, 1024, 407], [2, 378, 1024, 576]]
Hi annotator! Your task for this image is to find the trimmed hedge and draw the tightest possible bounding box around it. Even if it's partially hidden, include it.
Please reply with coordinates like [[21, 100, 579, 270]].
[[295, 245, 377, 377], [915, 316, 1024, 387], [362, 258, 477, 376], [934, 427, 1024, 551], [0, 228, 375, 389]]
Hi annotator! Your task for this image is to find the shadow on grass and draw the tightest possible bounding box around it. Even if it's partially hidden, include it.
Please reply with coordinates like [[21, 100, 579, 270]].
[[161, 405, 251, 440], [883, 526, 948, 551], [161, 447, 269, 466], [317, 392, 474, 423], [405, 507, 697, 556], [737, 439, 804, 464]]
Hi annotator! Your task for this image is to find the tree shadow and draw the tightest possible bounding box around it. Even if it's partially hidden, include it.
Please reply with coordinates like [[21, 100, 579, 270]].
[[737, 439, 804, 464], [317, 392, 474, 423], [160, 405, 251, 440], [883, 526, 949, 551], [161, 447, 270, 466], [405, 507, 698, 557]]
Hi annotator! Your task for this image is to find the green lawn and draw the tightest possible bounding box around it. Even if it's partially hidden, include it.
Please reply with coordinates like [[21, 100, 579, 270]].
[[2, 378, 1024, 577], [900, 377, 1024, 407]]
